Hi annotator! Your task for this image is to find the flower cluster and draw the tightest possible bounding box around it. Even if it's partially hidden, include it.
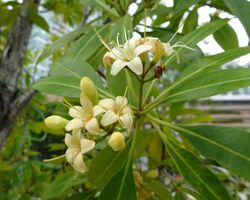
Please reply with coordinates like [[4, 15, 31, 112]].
[[44, 77, 133, 173], [102, 31, 194, 77]]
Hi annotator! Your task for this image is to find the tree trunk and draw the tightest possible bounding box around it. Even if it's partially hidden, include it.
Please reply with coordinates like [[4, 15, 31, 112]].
[[0, 0, 39, 150]]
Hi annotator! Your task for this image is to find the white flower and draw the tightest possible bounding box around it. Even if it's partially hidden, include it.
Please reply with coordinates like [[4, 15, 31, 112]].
[[103, 36, 152, 76], [65, 130, 95, 173], [96, 96, 133, 130], [65, 94, 104, 135]]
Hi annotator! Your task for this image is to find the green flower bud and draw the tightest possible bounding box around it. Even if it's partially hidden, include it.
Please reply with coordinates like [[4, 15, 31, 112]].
[[108, 132, 125, 151], [145, 169, 159, 178], [44, 115, 68, 130], [80, 77, 98, 104]]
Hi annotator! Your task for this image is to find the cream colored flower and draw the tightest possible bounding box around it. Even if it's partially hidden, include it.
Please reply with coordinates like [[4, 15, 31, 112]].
[[65, 130, 95, 173], [108, 132, 125, 151], [44, 115, 68, 131], [65, 94, 104, 135], [103, 36, 152, 76], [97, 96, 133, 130], [143, 37, 165, 61]]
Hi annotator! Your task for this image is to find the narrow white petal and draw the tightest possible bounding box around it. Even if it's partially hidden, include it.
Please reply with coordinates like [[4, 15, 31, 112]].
[[124, 37, 137, 52], [81, 139, 95, 154], [101, 110, 119, 126], [73, 152, 87, 173], [135, 44, 152, 56], [85, 118, 100, 135], [121, 106, 133, 116], [99, 98, 115, 110], [68, 106, 84, 119], [65, 118, 83, 131], [111, 59, 128, 76], [93, 105, 106, 117], [127, 57, 143, 75], [119, 113, 133, 130]]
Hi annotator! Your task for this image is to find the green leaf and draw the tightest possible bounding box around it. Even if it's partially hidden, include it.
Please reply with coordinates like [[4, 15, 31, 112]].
[[213, 22, 239, 50], [43, 172, 79, 199], [109, 14, 133, 43], [33, 76, 80, 97], [182, 8, 198, 34], [178, 46, 250, 80], [88, 140, 131, 189], [160, 137, 231, 200], [144, 179, 174, 200], [174, 0, 199, 13], [29, 10, 49, 32], [177, 125, 250, 181], [50, 61, 103, 88], [98, 159, 136, 200], [222, 0, 250, 37], [165, 19, 228, 66], [65, 25, 110, 67], [165, 67, 250, 103], [37, 26, 89, 64]]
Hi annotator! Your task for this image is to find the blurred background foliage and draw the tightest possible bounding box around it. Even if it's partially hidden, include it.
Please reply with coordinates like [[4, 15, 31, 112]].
[[0, 0, 250, 199]]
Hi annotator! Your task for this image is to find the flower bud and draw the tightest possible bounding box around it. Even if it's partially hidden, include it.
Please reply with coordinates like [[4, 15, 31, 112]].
[[163, 43, 173, 56], [44, 115, 68, 130], [80, 77, 98, 104], [108, 132, 125, 151], [145, 169, 159, 178]]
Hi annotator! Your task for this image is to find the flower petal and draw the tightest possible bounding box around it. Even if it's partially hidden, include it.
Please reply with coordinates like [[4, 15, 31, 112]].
[[124, 37, 137, 53], [69, 106, 85, 119], [135, 44, 152, 56], [99, 98, 115, 110], [80, 93, 93, 115], [127, 56, 143, 75], [73, 152, 87, 173], [111, 59, 128, 76], [101, 110, 119, 126], [81, 139, 95, 154], [85, 118, 100, 135], [65, 118, 83, 131], [65, 133, 81, 148], [115, 96, 128, 113], [119, 113, 133, 130], [93, 105, 106, 117], [65, 147, 79, 164]]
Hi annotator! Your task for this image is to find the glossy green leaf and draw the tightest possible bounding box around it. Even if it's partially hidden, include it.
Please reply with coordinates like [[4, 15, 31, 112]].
[[33, 76, 80, 97], [177, 125, 250, 181], [37, 26, 89, 64], [65, 25, 110, 66], [165, 67, 250, 103], [165, 19, 228, 66], [182, 9, 198, 34], [174, 0, 199, 13], [145, 179, 174, 200], [222, 0, 250, 37], [29, 10, 49, 32], [88, 140, 131, 189], [213, 22, 239, 50], [50, 61, 103, 88], [109, 14, 133, 43], [161, 138, 231, 200], [98, 159, 136, 200], [178, 46, 250, 80]]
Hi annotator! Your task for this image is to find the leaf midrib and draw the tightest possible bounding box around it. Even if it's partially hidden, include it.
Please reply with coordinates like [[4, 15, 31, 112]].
[[35, 81, 80, 90]]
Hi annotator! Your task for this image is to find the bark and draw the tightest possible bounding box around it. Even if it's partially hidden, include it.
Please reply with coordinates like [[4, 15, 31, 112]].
[[0, 0, 40, 150]]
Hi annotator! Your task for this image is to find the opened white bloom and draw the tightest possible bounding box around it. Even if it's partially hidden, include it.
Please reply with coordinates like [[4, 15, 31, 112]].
[[102, 35, 152, 76], [65, 130, 95, 173], [96, 96, 133, 130], [65, 94, 104, 135]]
